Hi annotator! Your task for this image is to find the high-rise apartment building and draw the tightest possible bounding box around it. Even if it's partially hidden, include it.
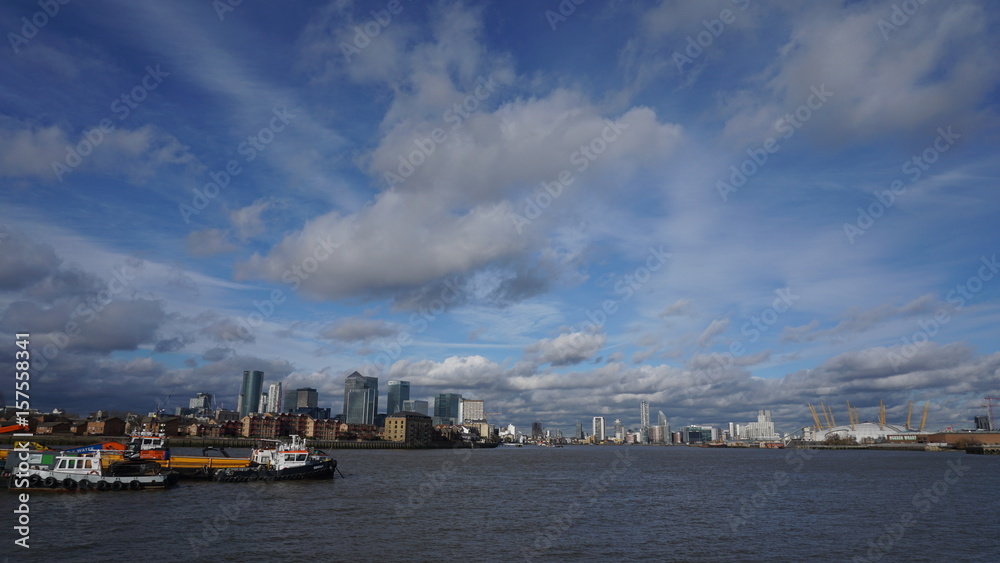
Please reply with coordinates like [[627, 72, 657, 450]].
[[640, 401, 650, 430], [462, 399, 485, 422], [592, 417, 606, 441], [238, 370, 264, 418], [387, 381, 410, 415], [343, 372, 378, 424], [262, 382, 282, 413], [658, 411, 671, 444]]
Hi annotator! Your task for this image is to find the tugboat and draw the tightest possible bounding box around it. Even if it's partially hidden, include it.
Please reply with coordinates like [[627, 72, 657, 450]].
[[2, 450, 178, 491], [212, 435, 336, 482]]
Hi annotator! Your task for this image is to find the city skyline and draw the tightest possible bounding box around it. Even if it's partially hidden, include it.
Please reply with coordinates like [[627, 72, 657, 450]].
[[1, 2, 998, 435]]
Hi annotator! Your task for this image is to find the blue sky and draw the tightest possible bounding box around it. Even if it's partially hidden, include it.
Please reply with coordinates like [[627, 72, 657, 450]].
[[2, 0, 999, 434]]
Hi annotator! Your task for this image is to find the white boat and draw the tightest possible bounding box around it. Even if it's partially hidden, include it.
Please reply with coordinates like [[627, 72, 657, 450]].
[[3, 450, 178, 491], [212, 435, 337, 482]]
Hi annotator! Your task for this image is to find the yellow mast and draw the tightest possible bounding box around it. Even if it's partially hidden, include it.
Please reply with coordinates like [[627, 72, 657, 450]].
[[906, 400, 913, 431], [879, 400, 886, 430], [808, 403, 823, 430], [919, 401, 929, 432], [847, 401, 855, 431], [820, 402, 833, 429], [827, 405, 837, 428]]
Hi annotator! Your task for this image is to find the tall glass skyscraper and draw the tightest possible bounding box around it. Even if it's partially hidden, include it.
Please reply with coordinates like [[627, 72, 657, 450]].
[[238, 370, 264, 418], [343, 371, 378, 424], [434, 393, 462, 425], [387, 380, 410, 415]]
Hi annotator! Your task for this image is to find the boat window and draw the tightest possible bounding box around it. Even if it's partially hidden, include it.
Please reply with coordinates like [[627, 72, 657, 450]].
[[296, 454, 307, 461]]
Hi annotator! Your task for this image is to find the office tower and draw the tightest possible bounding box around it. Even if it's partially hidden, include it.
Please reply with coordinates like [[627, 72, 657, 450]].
[[614, 419, 624, 440], [263, 382, 282, 413], [434, 393, 462, 425], [343, 372, 378, 424], [640, 401, 650, 430], [592, 417, 606, 441], [258, 391, 269, 414], [387, 381, 410, 415], [403, 400, 429, 416], [238, 370, 264, 418], [575, 422, 583, 440], [531, 422, 544, 439], [974, 415, 991, 431], [295, 387, 319, 409], [462, 399, 485, 422], [189, 393, 212, 416], [658, 411, 671, 444]]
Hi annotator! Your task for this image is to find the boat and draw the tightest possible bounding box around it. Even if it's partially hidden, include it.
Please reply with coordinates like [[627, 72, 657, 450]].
[[2, 449, 178, 491], [212, 435, 337, 482]]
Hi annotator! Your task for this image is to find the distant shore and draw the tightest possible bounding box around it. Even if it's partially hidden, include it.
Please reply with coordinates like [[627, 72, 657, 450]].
[[0, 435, 497, 449]]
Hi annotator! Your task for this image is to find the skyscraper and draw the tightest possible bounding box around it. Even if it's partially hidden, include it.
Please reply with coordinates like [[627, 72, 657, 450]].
[[238, 370, 264, 418], [592, 417, 606, 441], [387, 381, 410, 415], [658, 411, 671, 444], [343, 372, 378, 424], [640, 400, 650, 430], [575, 422, 583, 440], [295, 387, 319, 410], [462, 399, 485, 422], [614, 418, 624, 441], [403, 400, 429, 416], [264, 382, 282, 413], [434, 393, 462, 425]]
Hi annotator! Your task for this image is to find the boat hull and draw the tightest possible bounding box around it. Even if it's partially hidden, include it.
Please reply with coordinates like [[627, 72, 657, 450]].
[[212, 459, 336, 482], [2, 469, 179, 491]]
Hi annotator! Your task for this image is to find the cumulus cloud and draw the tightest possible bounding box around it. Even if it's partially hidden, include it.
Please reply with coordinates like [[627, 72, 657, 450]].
[[526, 331, 607, 366], [697, 318, 730, 348], [0, 228, 61, 291]]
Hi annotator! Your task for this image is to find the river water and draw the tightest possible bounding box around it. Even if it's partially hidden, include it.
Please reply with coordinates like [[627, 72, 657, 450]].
[[3, 445, 998, 562]]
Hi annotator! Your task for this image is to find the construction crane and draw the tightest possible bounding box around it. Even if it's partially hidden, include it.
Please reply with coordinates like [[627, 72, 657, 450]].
[[808, 403, 823, 430], [919, 401, 929, 432]]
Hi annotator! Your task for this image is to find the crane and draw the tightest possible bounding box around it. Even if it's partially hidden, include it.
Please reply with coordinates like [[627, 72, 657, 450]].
[[982, 396, 997, 431]]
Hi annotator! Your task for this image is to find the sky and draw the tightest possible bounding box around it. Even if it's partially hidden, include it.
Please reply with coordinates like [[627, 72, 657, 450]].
[[1, 0, 999, 435]]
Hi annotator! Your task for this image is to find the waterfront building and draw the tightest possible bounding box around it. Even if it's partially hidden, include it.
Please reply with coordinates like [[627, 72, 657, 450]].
[[738, 409, 779, 441], [975, 415, 992, 431], [402, 400, 429, 416], [344, 372, 378, 425], [462, 399, 485, 422], [387, 381, 410, 415], [238, 370, 264, 418], [592, 416, 606, 442], [681, 425, 717, 443], [640, 401, 650, 430], [575, 422, 583, 440], [658, 411, 671, 444], [434, 393, 462, 425], [264, 382, 283, 413], [384, 411, 433, 446], [614, 419, 624, 441]]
